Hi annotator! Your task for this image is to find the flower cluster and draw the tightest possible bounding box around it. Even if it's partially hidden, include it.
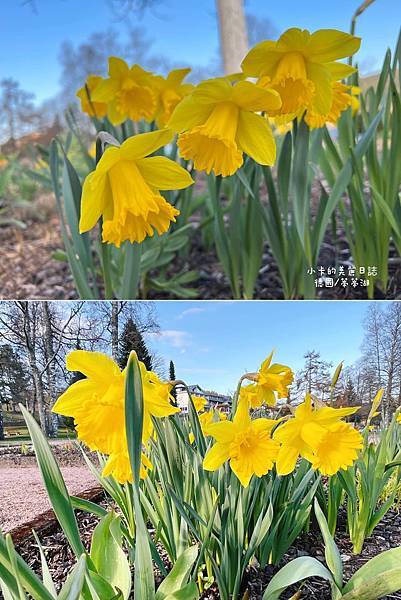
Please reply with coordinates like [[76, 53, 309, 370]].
[[77, 58, 193, 127], [52, 350, 179, 483], [75, 27, 361, 247], [53, 350, 363, 489], [204, 352, 362, 487]]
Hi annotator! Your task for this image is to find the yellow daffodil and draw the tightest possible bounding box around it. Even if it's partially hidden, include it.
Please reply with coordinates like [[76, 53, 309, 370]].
[[397, 413, 401, 424], [153, 68, 194, 128], [304, 82, 353, 129], [243, 351, 293, 408], [203, 399, 279, 487], [76, 75, 108, 118], [102, 450, 152, 483], [192, 395, 208, 412], [189, 408, 227, 443], [273, 395, 362, 476], [168, 76, 281, 176], [52, 350, 179, 457], [242, 28, 360, 118], [79, 129, 193, 247], [90, 57, 158, 125], [350, 85, 361, 115]]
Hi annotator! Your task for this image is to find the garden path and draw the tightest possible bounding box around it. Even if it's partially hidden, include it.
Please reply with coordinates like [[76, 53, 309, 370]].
[[0, 466, 97, 533]]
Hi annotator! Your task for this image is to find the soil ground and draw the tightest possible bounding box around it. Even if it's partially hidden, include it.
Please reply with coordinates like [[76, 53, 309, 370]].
[[2, 195, 401, 300]]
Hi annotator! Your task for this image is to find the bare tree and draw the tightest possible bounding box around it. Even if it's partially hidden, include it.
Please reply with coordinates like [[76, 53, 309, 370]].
[[0, 78, 39, 141]]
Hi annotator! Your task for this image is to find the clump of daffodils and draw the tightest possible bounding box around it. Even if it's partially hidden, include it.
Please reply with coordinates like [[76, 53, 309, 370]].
[[74, 26, 362, 245], [52, 350, 179, 483], [204, 352, 362, 487]]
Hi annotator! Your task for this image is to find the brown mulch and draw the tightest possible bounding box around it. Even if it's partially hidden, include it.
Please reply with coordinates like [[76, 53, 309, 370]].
[[3, 500, 401, 599], [0, 194, 75, 300], [2, 194, 401, 300]]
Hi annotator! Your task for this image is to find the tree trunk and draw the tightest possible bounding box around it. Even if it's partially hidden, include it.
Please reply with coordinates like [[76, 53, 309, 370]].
[[111, 302, 119, 362], [216, 0, 248, 73], [0, 403, 4, 441], [21, 302, 48, 434], [42, 302, 58, 437]]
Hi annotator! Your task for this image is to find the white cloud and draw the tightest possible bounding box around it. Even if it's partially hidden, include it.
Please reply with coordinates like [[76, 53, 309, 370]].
[[177, 307, 206, 320], [147, 329, 192, 353]]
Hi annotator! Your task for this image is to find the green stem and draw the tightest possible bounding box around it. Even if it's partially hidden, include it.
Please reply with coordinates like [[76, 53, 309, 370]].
[[120, 242, 142, 299]]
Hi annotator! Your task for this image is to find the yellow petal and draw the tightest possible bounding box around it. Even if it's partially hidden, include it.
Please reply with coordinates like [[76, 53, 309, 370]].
[[91, 78, 120, 103], [108, 56, 129, 78], [168, 95, 213, 132], [307, 62, 333, 114], [236, 111, 276, 166], [203, 442, 230, 471], [107, 98, 126, 126], [166, 67, 191, 86], [79, 171, 108, 232], [275, 445, 299, 476], [66, 350, 120, 381], [52, 379, 100, 416], [252, 418, 278, 433], [307, 30, 361, 62], [193, 77, 232, 104], [230, 459, 253, 488], [206, 420, 235, 443], [277, 28, 311, 52], [96, 145, 121, 175], [241, 41, 282, 77], [120, 129, 174, 161], [232, 81, 282, 112], [136, 156, 194, 190], [325, 62, 357, 80]]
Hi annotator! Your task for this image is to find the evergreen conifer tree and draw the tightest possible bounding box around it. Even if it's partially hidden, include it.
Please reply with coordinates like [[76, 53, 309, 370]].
[[118, 318, 153, 371]]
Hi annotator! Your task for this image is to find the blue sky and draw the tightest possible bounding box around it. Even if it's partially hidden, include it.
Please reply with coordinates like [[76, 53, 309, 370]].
[[144, 300, 391, 394], [1, 0, 400, 103]]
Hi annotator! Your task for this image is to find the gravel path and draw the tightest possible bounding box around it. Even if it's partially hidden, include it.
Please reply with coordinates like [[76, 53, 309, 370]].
[[0, 466, 97, 533]]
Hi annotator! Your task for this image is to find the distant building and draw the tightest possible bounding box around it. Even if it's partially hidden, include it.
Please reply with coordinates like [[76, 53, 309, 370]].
[[176, 384, 232, 414]]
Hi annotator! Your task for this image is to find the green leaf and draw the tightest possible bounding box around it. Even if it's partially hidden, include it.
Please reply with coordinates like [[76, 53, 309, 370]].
[[316, 110, 383, 251], [90, 512, 131, 599], [343, 546, 401, 595], [20, 405, 85, 559], [124, 353, 155, 599], [32, 531, 57, 597], [58, 555, 87, 600], [164, 582, 199, 600], [262, 556, 336, 600], [156, 546, 198, 600], [314, 499, 343, 589]]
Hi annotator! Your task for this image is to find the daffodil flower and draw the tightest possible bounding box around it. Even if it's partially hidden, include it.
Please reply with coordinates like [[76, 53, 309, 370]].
[[304, 82, 354, 129], [242, 28, 360, 118], [168, 76, 281, 177], [76, 75, 108, 118], [153, 68, 194, 128], [79, 129, 193, 247], [102, 450, 152, 484], [191, 395, 208, 412], [91, 57, 158, 125], [273, 395, 362, 476], [52, 350, 180, 482], [203, 399, 279, 487], [242, 351, 293, 408]]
